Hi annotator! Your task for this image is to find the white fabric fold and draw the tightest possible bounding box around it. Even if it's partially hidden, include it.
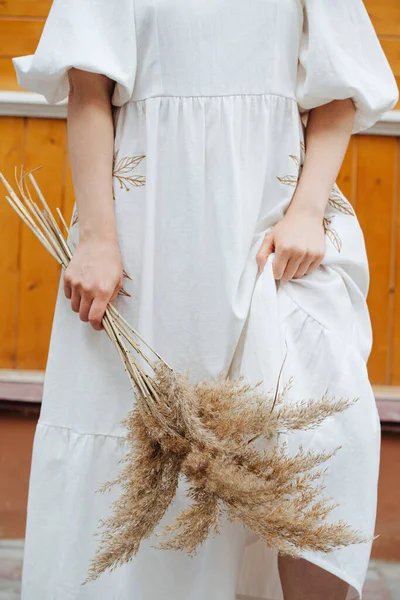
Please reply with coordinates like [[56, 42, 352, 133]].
[[12, 0, 137, 106], [296, 0, 399, 134]]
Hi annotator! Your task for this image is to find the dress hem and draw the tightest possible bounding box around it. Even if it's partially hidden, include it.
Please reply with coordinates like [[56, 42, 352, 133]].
[[237, 555, 361, 600], [35, 420, 363, 600]]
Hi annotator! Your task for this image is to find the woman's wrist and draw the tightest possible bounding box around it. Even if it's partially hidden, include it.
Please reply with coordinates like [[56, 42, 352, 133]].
[[79, 220, 119, 246], [77, 199, 119, 245], [286, 190, 327, 222]]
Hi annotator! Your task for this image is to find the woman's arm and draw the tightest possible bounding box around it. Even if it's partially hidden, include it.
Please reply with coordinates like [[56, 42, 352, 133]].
[[256, 98, 356, 280], [64, 68, 123, 330]]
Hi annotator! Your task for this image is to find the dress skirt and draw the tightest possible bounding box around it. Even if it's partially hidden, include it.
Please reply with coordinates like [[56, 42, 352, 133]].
[[21, 96, 381, 600]]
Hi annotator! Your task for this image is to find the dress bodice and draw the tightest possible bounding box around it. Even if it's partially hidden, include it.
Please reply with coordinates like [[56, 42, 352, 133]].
[[132, 0, 302, 102]]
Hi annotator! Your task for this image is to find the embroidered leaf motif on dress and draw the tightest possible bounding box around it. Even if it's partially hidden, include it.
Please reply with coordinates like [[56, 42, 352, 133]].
[[277, 145, 355, 253], [112, 151, 146, 194]]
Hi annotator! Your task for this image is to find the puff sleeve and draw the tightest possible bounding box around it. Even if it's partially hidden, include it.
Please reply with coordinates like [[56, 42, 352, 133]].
[[12, 0, 137, 107], [296, 0, 399, 134]]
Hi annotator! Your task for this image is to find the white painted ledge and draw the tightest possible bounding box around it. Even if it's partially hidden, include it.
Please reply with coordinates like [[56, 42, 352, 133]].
[[1, 91, 400, 134], [365, 110, 400, 136], [0, 91, 67, 119]]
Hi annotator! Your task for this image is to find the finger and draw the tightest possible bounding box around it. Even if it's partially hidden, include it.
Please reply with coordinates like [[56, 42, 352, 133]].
[[305, 259, 322, 276], [79, 292, 93, 322], [281, 254, 304, 281], [88, 297, 108, 331], [109, 280, 123, 304], [64, 274, 72, 300], [293, 257, 314, 279], [272, 246, 290, 280], [256, 232, 274, 273], [70, 286, 81, 313]]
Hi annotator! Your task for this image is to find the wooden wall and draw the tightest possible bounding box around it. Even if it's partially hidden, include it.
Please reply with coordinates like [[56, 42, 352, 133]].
[[337, 136, 400, 386], [0, 1, 400, 385], [0, 118, 75, 371]]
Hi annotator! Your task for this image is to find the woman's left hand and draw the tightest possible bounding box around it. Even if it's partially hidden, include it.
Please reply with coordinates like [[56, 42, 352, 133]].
[[256, 208, 326, 280]]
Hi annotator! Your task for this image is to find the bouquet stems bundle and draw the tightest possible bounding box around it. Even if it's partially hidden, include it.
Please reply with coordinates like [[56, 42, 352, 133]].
[[0, 168, 367, 585]]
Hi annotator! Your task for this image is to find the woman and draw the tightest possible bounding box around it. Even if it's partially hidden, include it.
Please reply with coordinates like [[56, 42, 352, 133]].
[[12, 0, 398, 599]]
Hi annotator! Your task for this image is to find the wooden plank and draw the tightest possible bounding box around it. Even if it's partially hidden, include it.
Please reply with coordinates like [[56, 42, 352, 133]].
[[392, 139, 400, 385], [0, 117, 24, 369], [0, 19, 44, 58], [63, 144, 75, 225], [392, 77, 400, 112], [380, 38, 400, 76], [379, 38, 400, 110], [0, 58, 20, 91], [364, 0, 400, 37], [356, 136, 397, 385], [16, 118, 66, 370], [0, 1, 51, 17], [337, 136, 356, 207]]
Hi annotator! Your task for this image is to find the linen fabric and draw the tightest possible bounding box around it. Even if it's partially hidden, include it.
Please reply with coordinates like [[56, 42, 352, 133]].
[[13, 1, 399, 599]]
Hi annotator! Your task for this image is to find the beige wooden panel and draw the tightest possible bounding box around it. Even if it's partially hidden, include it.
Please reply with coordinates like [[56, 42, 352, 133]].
[[356, 136, 397, 385], [0, 1, 51, 17], [0, 117, 25, 368], [16, 118, 66, 370], [365, 0, 400, 37], [0, 19, 44, 58]]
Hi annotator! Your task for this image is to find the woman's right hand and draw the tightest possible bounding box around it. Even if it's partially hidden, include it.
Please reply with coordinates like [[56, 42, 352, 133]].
[[63, 239, 124, 331]]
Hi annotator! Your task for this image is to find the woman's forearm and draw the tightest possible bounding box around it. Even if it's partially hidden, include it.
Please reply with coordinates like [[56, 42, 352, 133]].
[[67, 69, 117, 243], [256, 98, 356, 280], [287, 98, 356, 219], [64, 69, 124, 331]]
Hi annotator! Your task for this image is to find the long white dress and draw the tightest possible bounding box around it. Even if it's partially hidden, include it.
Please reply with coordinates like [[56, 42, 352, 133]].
[[13, 1, 399, 599]]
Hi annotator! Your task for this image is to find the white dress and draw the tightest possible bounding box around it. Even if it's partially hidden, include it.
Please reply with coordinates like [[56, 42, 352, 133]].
[[13, 1, 399, 599]]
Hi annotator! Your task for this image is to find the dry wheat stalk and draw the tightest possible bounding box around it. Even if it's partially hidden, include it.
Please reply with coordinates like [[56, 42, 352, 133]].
[[0, 168, 369, 586]]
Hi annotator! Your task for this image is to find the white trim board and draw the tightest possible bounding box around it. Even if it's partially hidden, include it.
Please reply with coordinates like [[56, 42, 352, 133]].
[[1, 91, 400, 135], [0, 91, 67, 119]]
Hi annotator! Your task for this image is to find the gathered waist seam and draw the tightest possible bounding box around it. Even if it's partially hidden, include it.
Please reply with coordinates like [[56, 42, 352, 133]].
[[37, 419, 127, 441], [125, 92, 298, 105]]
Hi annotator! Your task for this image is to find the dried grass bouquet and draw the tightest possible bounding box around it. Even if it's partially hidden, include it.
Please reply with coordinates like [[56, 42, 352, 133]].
[[0, 168, 367, 586]]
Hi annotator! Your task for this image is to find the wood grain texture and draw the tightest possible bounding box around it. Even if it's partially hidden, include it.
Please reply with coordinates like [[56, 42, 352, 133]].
[[364, 0, 400, 37], [336, 137, 356, 207], [356, 136, 397, 385], [0, 0, 51, 18], [0, 19, 44, 58], [15, 118, 66, 370], [0, 117, 24, 368], [0, 58, 20, 91], [63, 154, 76, 226], [392, 140, 400, 385], [379, 38, 400, 110], [380, 38, 400, 76]]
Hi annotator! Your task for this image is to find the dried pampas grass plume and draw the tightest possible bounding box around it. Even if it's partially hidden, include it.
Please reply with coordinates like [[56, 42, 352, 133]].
[[85, 363, 366, 582], [0, 168, 369, 587]]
